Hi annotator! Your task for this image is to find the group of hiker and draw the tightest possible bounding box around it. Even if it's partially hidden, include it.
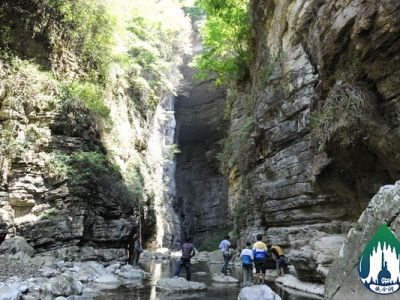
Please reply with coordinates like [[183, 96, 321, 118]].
[[220, 234, 285, 286], [172, 233, 285, 286]]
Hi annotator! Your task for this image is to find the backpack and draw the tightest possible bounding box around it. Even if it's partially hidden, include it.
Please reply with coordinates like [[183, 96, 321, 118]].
[[242, 254, 252, 266], [253, 249, 267, 261]]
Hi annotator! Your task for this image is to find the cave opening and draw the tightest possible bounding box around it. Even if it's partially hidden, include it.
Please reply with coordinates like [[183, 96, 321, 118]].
[[174, 82, 232, 249]]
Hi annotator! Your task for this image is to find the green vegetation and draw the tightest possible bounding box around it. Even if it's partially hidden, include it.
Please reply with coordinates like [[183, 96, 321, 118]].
[[194, 0, 251, 85], [45, 151, 120, 185], [240, 117, 254, 141], [233, 201, 247, 225], [197, 227, 232, 251], [125, 164, 145, 199], [216, 137, 234, 168], [164, 144, 181, 161], [311, 84, 375, 146], [61, 81, 109, 120], [40, 208, 59, 219]]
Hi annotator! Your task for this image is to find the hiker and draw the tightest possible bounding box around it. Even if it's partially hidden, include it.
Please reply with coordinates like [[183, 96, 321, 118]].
[[174, 236, 196, 281], [253, 234, 268, 284], [219, 235, 231, 275], [133, 239, 143, 265], [240, 241, 254, 287], [126, 233, 136, 265], [267, 244, 285, 277]]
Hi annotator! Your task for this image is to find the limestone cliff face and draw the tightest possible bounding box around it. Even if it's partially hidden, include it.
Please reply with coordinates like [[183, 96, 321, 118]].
[[224, 0, 400, 283], [0, 61, 152, 258]]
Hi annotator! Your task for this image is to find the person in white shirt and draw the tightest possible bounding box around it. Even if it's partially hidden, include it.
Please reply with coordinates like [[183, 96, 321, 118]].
[[219, 235, 231, 275], [240, 241, 254, 286]]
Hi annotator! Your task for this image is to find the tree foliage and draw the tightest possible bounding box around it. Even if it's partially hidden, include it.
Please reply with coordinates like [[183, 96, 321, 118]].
[[194, 0, 251, 85]]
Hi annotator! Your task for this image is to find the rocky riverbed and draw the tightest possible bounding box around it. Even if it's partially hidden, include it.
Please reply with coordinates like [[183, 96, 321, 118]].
[[0, 241, 323, 300]]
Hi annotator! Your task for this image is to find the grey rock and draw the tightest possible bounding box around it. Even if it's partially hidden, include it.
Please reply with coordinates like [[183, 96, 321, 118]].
[[40, 275, 83, 297], [156, 277, 207, 293], [0, 236, 34, 257], [238, 285, 282, 300], [40, 267, 59, 278], [0, 285, 22, 300], [92, 274, 121, 290], [212, 273, 239, 284]]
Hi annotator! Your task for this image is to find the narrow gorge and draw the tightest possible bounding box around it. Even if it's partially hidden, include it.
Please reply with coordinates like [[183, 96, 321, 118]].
[[0, 1, 400, 300]]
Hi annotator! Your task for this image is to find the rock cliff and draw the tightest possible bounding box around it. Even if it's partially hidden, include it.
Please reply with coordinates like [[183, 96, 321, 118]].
[[0, 0, 191, 258], [221, 0, 400, 283]]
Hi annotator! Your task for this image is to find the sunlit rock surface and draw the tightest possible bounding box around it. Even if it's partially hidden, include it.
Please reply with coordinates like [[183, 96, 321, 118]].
[[238, 285, 282, 300]]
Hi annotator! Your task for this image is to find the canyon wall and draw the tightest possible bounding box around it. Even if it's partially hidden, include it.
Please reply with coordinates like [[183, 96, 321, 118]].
[[223, 0, 400, 283], [0, 0, 192, 257]]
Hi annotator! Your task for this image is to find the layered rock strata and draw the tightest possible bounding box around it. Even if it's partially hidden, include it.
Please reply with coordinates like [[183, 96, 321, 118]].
[[224, 0, 400, 283]]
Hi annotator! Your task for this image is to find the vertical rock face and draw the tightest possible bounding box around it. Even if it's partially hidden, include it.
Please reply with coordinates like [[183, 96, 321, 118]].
[[223, 0, 400, 283], [175, 24, 231, 242], [0, 61, 143, 255], [147, 95, 181, 248]]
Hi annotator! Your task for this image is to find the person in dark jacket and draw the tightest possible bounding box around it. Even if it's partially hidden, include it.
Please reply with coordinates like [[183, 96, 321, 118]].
[[174, 237, 196, 281], [133, 239, 143, 265], [126, 233, 136, 265]]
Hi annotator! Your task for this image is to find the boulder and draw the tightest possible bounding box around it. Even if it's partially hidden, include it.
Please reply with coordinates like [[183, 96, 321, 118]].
[[0, 236, 34, 257], [73, 261, 107, 282], [238, 285, 282, 300], [115, 264, 149, 281], [275, 274, 324, 297], [93, 274, 121, 289], [0, 285, 22, 300], [8, 252, 33, 264], [40, 275, 83, 297], [105, 262, 121, 274], [212, 273, 239, 284], [194, 272, 208, 277], [156, 278, 207, 293], [325, 183, 400, 300], [40, 267, 60, 278]]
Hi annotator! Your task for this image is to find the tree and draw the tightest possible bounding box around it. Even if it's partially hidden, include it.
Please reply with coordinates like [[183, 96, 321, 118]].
[[194, 0, 251, 85]]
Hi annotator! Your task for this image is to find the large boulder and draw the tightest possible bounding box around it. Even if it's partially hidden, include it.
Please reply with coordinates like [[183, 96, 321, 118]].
[[0, 285, 22, 300], [115, 264, 149, 281], [93, 274, 121, 289], [0, 236, 34, 257], [212, 273, 239, 284], [238, 285, 282, 300], [156, 278, 207, 293], [40, 275, 83, 297], [325, 183, 400, 300]]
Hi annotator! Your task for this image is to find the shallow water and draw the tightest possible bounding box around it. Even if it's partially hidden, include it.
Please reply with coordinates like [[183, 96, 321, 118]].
[[95, 260, 321, 300]]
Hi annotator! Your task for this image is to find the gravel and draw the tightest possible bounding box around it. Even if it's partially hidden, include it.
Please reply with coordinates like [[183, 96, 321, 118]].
[[0, 255, 41, 282]]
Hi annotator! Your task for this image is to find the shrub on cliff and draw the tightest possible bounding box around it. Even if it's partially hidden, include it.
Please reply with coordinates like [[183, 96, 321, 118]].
[[194, 0, 251, 85]]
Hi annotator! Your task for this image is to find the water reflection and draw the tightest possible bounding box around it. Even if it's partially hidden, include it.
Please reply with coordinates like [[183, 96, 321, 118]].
[[95, 260, 321, 300], [149, 262, 162, 300]]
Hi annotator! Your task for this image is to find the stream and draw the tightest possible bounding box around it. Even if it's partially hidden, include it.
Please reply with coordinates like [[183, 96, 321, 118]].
[[94, 260, 323, 300]]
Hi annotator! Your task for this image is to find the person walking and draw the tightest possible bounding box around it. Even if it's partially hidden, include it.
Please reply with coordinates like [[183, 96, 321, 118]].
[[126, 233, 136, 265], [253, 234, 268, 284], [219, 235, 231, 275], [267, 244, 285, 277], [174, 237, 196, 281], [133, 239, 143, 265], [240, 241, 254, 287]]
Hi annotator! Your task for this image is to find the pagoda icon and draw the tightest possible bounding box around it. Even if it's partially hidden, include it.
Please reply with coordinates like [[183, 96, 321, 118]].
[[378, 252, 392, 285]]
